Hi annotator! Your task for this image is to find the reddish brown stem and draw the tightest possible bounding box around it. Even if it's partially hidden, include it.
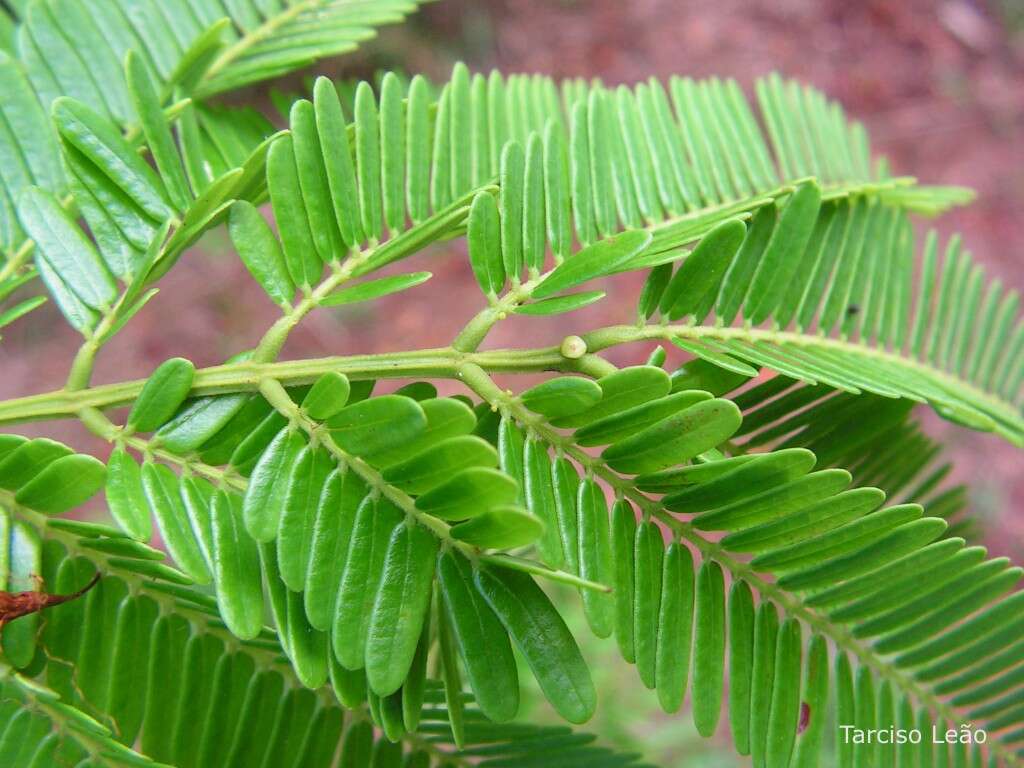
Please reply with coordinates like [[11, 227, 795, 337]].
[[0, 572, 100, 630]]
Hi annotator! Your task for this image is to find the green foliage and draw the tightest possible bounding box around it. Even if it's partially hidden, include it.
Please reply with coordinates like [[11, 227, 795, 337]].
[[0, 7, 1019, 766], [0, 535, 642, 768], [643, 199, 1024, 445], [0, 0, 429, 333]]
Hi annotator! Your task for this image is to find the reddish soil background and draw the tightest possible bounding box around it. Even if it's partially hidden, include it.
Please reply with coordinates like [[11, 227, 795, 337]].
[[1, 0, 1021, 552]]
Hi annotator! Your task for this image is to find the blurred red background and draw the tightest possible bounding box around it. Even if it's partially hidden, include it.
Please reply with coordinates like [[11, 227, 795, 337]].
[[1, 0, 1021, 554]]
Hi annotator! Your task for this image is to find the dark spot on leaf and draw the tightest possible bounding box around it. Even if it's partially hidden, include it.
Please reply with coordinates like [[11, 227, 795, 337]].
[[798, 701, 811, 734], [846, 304, 860, 316]]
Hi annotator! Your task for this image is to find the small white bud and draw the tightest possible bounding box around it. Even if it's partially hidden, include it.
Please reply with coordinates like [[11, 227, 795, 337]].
[[560, 335, 587, 359]]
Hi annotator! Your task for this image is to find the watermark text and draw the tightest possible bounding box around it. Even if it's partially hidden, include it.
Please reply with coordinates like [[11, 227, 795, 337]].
[[839, 724, 987, 745]]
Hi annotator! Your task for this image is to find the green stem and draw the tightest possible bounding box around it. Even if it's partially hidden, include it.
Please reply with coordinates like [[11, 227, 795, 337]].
[[0, 346, 583, 426], [452, 280, 537, 352], [65, 265, 174, 391], [254, 191, 480, 362], [5, 317, 1017, 440], [0, 237, 36, 283], [253, 248, 371, 363], [572, 353, 619, 378], [65, 341, 100, 392]]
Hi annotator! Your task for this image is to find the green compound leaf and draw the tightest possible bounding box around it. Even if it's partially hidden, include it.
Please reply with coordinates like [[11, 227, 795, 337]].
[[438, 549, 520, 723], [19, 187, 116, 313], [520, 377, 603, 419], [52, 97, 172, 221], [602, 398, 743, 474], [656, 542, 695, 713], [414, 467, 519, 520], [228, 200, 295, 307], [381, 435, 498, 495], [365, 522, 439, 697], [127, 357, 196, 433], [210, 489, 263, 640], [553, 366, 672, 429], [104, 447, 151, 541], [692, 559, 726, 737], [140, 461, 210, 584], [475, 564, 597, 724], [125, 50, 190, 212], [577, 478, 613, 638], [451, 506, 545, 549], [320, 272, 432, 307], [633, 519, 663, 689], [243, 427, 305, 543], [328, 395, 427, 458], [14, 453, 106, 514], [533, 229, 652, 299], [277, 444, 333, 591], [514, 290, 606, 316], [154, 393, 249, 455], [468, 191, 504, 295], [301, 372, 351, 422], [745, 181, 823, 325], [660, 217, 747, 321]]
